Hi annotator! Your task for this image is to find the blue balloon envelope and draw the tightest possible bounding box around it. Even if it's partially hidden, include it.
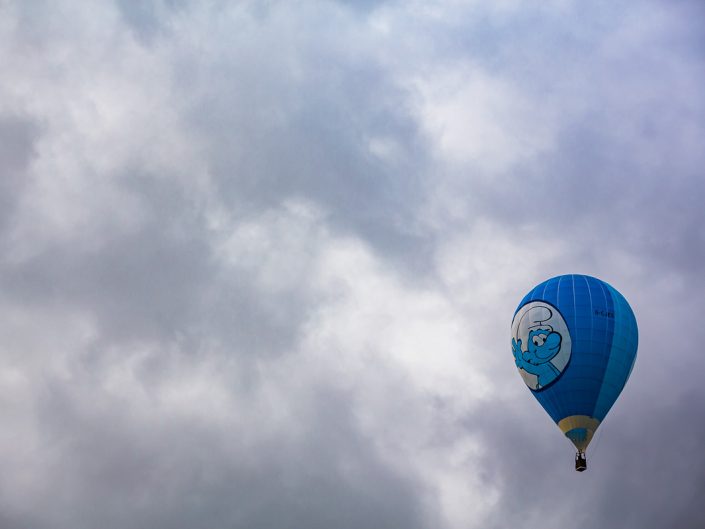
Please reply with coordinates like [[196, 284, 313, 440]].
[[511, 274, 638, 466]]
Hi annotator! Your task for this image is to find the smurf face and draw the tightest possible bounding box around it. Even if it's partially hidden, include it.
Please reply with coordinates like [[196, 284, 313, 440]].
[[526, 328, 562, 363], [511, 302, 572, 390]]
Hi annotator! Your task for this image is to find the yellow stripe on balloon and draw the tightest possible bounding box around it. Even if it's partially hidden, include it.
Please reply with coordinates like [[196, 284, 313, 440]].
[[557, 415, 601, 452]]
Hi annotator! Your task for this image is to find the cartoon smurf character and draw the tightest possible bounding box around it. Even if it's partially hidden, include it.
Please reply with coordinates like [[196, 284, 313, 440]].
[[512, 304, 570, 390]]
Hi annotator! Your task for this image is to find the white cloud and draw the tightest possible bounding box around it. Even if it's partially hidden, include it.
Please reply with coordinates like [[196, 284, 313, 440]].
[[412, 67, 558, 173], [0, 3, 209, 262], [212, 198, 499, 525], [0, 1, 703, 527]]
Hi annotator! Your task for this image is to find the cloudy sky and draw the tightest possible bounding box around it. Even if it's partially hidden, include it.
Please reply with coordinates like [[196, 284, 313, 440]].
[[1, 0, 704, 527]]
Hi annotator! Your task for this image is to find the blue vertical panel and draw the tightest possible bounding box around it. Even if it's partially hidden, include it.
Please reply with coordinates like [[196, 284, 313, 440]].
[[592, 283, 639, 420]]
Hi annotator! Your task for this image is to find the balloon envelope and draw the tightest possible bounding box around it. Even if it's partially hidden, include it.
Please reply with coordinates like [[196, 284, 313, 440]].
[[511, 274, 638, 452]]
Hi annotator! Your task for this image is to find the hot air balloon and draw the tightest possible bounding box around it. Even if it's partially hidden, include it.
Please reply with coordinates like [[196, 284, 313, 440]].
[[511, 274, 638, 471]]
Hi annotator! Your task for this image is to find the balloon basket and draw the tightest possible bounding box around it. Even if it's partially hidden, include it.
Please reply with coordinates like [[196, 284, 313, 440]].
[[575, 451, 587, 472]]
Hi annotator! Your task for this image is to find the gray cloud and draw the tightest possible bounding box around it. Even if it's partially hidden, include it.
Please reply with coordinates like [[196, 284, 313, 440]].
[[0, 0, 703, 528], [0, 114, 40, 233], [14, 380, 431, 529]]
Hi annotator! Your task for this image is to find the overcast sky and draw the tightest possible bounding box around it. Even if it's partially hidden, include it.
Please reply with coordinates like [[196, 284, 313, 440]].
[[1, 1, 704, 527]]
